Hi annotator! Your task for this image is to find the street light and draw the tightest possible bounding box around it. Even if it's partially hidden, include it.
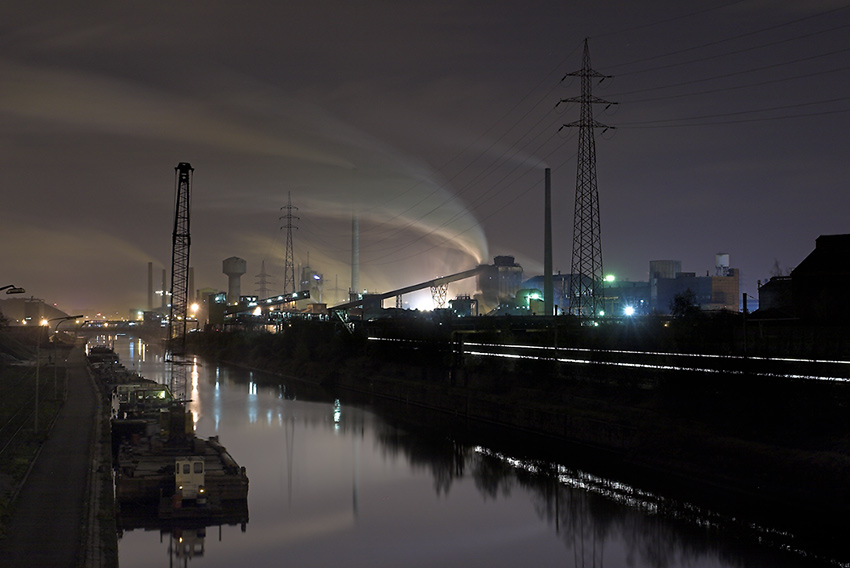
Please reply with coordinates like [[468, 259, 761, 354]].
[[1, 284, 25, 294], [34, 318, 47, 432], [50, 315, 84, 399]]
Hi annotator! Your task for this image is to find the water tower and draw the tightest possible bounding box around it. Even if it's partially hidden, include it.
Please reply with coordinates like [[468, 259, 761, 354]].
[[716, 253, 730, 277], [223, 257, 247, 305]]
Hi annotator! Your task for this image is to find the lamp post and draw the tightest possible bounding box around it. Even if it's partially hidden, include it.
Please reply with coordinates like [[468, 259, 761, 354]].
[[50, 315, 84, 399], [34, 318, 47, 432], [1, 284, 25, 295]]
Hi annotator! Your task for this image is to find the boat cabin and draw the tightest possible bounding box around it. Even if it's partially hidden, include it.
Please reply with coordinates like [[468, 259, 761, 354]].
[[175, 456, 205, 500]]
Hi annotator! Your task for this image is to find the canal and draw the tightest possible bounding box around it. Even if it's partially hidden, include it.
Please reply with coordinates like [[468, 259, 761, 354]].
[[108, 335, 844, 567]]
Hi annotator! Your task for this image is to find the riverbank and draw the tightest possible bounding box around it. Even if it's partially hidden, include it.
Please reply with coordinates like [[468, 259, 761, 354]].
[[186, 322, 850, 549], [0, 342, 117, 567]]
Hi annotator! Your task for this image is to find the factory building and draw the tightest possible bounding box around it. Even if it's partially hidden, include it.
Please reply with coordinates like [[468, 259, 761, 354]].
[[757, 234, 850, 321], [523, 254, 739, 316], [476, 256, 523, 314], [602, 279, 651, 316], [299, 264, 324, 306], [650, 255, 740, 314]]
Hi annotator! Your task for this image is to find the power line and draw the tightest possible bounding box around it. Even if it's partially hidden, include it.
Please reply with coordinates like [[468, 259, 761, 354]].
[[615, 65, 850, 105], [606, 3, 850, 72], [617, 106, 850, 128], [611, 20, 850, 80], [590, 0, 747, 40], [610, 46, 850, 98]]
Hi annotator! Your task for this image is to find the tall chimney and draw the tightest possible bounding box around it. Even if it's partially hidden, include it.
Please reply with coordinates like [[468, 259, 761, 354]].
[[147, 262, 153, 311], [544, 168, 554, 316], [351, 213, 360, 300], [161, 269, 167, 308], [188, 267, 195, 306]]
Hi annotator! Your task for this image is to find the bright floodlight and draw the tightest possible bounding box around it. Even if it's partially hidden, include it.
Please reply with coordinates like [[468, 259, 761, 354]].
[[604, 274, 615, 283], [624, 306, 635, 316]]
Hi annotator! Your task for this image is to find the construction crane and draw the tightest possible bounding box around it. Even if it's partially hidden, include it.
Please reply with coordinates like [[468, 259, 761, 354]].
[[167, 162, 193, 400]]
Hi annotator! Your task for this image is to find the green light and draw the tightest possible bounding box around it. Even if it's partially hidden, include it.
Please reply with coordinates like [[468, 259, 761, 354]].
[[604, 274, 615, 283]]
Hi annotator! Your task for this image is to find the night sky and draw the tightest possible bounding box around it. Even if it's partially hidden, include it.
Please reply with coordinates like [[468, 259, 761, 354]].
[[2, 1, 848, 316]]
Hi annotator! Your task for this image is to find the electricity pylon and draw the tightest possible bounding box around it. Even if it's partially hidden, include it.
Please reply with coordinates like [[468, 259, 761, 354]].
[[255, 260, 274, 298], [559, 39, 616, 319], [279, 192, 299, 295]]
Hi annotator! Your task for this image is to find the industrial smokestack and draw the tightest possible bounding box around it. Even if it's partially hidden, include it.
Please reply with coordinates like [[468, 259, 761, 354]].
[[351, 214, 360, 300], [147, 262, 153, 311], [544, 168, 554, 316], [161, 269, 167, 308], [188, 267, 195, 306]]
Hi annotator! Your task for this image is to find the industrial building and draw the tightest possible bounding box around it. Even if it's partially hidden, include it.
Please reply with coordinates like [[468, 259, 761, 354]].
[[649, 254, 740, 314], [520, 255, 738, 317], [757, 234, 850, 321], [476, 256, 524, 314]]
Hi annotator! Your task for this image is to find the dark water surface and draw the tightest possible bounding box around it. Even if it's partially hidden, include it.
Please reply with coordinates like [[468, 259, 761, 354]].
[[108, 336, 843, 568]]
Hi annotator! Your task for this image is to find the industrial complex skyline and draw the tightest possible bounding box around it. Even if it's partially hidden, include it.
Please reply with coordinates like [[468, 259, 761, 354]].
[[2, 1, 848, 315]]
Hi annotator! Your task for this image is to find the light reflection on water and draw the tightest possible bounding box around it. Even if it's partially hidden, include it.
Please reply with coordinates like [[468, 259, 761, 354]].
[[107, 336, 839, 568]]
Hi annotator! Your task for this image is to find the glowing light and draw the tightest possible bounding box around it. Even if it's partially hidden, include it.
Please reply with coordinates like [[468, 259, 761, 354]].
[[364, 335, 850, 384], [624, 306, 635, 316], [253, 306, 262, 316], [605, 274, 616, 282]]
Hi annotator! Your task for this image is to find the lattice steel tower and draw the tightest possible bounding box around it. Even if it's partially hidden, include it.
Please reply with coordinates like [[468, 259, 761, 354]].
[[560, 39, 615, 318], [255, 260, 274, 299], [279, 192, 299, 295], [168, 162, 193, 399]]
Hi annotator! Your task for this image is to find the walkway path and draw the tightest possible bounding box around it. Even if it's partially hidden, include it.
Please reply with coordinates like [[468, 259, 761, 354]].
[[0, 346, 108, 567]]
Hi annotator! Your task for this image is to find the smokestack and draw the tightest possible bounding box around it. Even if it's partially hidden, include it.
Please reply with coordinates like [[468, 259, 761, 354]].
[[161, 269, 167, 308], [188, 267, 195, 306], [544, 168, 554, 316], [351, 214, 360, 300], [147, 262, 153, 311]]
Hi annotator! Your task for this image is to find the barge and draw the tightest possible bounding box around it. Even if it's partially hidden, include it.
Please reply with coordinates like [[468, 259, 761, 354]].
[[90, 347, 249, 521], [115, 430, 249, 511]]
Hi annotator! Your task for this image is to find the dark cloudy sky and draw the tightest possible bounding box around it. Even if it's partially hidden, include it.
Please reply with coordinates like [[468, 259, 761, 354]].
[[2, 1, 848, 315]]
